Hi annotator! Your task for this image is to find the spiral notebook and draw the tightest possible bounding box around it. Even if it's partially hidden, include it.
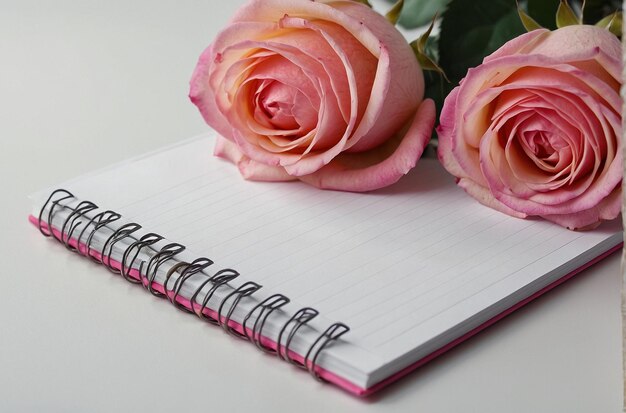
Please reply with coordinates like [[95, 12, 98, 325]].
[[28, 131, 622, 396]]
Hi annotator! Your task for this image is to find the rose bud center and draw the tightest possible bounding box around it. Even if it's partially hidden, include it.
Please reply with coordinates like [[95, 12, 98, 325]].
[[525, 130, 568, 167], [256, 80, 300, 131]]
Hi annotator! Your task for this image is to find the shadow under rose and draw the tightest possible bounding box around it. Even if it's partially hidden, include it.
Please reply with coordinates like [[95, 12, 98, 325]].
[[369, 157, 455, 197]]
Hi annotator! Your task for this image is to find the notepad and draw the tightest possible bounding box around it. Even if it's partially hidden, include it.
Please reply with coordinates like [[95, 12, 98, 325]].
[[28, 131, 623, 396]]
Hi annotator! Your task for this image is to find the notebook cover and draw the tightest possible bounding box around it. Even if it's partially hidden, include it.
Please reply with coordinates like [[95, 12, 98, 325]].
[[28, 214, 622, 397]]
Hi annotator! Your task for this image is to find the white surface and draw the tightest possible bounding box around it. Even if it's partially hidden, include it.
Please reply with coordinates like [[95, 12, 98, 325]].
[[0, 0, 622, 411]]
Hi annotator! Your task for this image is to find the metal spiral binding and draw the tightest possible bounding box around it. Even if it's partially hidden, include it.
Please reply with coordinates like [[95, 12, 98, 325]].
[[190, 268, 240, 322], [60, 200, 98, 252], [276, 307, 319, 365], [37, 189, 350, 382], [140, 242, 186, 296], [217, 281, 263, 338], [38, 189, 74, 238], [77, 210, 122, 260], [304, 322, 350, 381], [168, 257, 213, 312], [243, 294, 290, 353], [101, 223, 143, 273]]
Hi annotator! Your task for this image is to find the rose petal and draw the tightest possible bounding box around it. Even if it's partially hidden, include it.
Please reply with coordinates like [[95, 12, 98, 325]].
[[220, 39, 348, 170], [484, 26, 621, 83], [238, 158, 299, 181], [483, 29, 550, 62], [329, 1, 423, 152], [214, 135, 244, 164], [214, 136, 296, 182], [457, 177, 527, 219], [189, 43, 236, 141], [436, 24, 622, 230], [190, 21, 284, 141], [459, 59, 622, 145], [480, 123, 621, 216], [446, 58, 621, 212], [278, 15, 374, 131], [194, 0, 431, 192], [524, 25, 622, 82], [541, 185, 621, 230], [233, 0, 423, 154], [298, 99, 435, 192], [437, 86, 487, 184]]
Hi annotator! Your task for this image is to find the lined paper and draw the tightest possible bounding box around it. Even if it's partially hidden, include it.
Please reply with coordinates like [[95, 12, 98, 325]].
[[34, 133, 621, 372]]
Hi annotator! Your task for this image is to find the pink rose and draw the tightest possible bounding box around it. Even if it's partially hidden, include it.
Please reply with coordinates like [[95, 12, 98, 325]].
[[190, 0, 435, 192], [437, 25, 622, 230]]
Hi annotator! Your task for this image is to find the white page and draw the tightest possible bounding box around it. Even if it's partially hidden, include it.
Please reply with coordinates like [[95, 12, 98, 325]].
[[30, 132, 622, 387]]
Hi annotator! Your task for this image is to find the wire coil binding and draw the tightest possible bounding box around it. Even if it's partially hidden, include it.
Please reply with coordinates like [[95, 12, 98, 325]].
[[36, 189, 350, 382]]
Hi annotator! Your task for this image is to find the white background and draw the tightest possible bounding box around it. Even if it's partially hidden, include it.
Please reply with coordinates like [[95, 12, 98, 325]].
[[0, 0, 622, 411]]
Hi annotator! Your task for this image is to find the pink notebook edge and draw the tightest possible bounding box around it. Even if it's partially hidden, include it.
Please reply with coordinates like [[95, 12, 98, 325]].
[[28, 214, 622, 398]]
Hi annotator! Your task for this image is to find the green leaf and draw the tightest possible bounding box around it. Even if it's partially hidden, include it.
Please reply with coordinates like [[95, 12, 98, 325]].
[[596, 10, 622, 36], [414, 51, 448, 80], [383, 0, 451, 28], [582, 0, 622, 24], [438, 0, 526, 88], [487, 9, 529, 51], [556, 0, 581, 27], [517, 1, 543, 31], [422, 64, 448, 140], [423, 32, 440, 62], [411, 46, 450, 82], [596, 10, 617, 26], [423, 69, 446, 108], [386, 0, 404, 25], [527, 0, 559, 29], [410, 15, 450, 82], [416, 12, 438, 53]]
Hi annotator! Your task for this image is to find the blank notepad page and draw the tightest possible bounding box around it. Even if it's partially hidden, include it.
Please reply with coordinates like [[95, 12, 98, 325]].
[[36, 133, 620, 373]]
